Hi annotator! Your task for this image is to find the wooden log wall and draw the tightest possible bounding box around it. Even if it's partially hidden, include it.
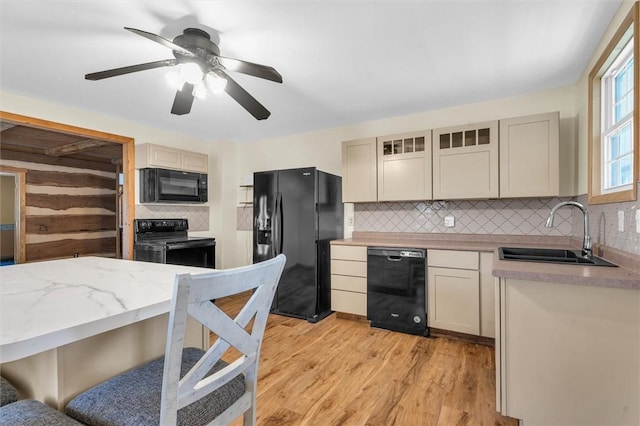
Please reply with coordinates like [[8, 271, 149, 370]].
[[0, 158, 117, 262]]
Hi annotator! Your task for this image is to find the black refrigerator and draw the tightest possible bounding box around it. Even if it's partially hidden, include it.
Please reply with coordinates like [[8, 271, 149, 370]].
[[253, 167, 343, 322]]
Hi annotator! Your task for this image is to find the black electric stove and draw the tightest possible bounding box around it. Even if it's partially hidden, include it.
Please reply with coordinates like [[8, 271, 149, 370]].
[[133, 219, 216, 268]]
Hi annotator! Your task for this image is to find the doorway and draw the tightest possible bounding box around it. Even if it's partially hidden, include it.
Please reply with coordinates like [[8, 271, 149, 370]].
[[0, 173, 16, 265]]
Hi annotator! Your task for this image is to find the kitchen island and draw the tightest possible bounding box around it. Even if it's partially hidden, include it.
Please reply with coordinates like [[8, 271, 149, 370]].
[[0, 256, 210, 408]]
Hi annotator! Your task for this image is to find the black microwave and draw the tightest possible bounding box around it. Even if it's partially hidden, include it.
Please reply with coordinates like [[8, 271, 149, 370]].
[[140, 168, 208, 203]]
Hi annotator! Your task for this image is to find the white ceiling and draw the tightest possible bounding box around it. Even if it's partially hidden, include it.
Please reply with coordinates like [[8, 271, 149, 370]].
[[0, 1, 623, 143]]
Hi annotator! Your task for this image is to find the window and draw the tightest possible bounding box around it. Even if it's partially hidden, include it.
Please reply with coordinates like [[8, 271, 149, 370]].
[[589, 3, 639, 204], [602, 40, 633, 192]]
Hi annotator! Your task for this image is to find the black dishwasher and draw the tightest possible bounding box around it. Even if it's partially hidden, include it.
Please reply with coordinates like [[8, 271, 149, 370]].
[[367, 247, 428, 336]]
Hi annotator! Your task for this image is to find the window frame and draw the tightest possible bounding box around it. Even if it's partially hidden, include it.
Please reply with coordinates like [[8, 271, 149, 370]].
[[588, 3, 639, 204]]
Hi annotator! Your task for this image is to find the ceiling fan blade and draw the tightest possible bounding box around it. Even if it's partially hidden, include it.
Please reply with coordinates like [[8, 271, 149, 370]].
[[217, 56, 283, 83], [219, 71, 271, 120], [124, 27, 195, 57], [171, 83, 195, 115], [85, 59, 178, 80]]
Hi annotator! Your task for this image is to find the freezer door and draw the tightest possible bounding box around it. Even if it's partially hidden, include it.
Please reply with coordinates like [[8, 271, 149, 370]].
[[275, 168, 318, 319], [253, 171, 277, 263]]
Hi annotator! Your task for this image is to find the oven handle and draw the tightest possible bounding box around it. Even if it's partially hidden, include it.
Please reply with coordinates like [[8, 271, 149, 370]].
[[165, 241, 215, 250]]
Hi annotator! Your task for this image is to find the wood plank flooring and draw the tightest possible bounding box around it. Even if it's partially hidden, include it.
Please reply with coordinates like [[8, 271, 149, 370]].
[[215, 293, 518, 426]]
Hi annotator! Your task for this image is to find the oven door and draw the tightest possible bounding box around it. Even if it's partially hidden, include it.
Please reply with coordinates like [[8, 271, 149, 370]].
[[165, 240, 215, 268], [134, 240, 216, 269]]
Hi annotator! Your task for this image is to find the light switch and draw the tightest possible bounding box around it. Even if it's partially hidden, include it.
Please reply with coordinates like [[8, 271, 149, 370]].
[[444, 216, 455, 227], [618, 211, 625, 232]]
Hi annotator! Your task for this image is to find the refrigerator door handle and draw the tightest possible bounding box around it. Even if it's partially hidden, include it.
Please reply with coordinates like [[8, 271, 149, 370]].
[[274, 192, 282, 255]]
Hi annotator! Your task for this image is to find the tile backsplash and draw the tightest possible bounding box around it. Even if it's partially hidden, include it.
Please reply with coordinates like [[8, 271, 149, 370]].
[[135, 204, 210, 231], [354, 192, 640, 255], [237, 206, 252, 231], [580, 191, 640, 254], [354, 197, 574, 236]]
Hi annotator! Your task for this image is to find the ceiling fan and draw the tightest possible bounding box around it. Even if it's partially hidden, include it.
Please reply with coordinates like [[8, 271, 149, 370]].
[[86, 27, 283, 120]]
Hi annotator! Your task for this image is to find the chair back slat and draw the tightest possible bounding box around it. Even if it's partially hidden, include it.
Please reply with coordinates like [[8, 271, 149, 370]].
[[191, 302, 258, 355], [178, 355, 254, 409], [159, 254, 285, 426]]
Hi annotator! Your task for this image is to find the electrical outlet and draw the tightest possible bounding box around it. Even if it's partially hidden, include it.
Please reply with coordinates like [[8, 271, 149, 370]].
[[636, 210, 640, 233], [347, 216, 354, 226], [444, 216, 455, 227], [618, 211, 625, 232]]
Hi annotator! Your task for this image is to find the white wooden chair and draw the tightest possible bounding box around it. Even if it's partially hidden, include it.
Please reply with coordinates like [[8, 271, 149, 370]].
[[65, 254, 286, 426]]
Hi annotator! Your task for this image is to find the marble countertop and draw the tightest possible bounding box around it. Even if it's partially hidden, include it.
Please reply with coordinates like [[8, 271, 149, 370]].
[[331, 233, 640, 290], [0, 257, 211, 363]]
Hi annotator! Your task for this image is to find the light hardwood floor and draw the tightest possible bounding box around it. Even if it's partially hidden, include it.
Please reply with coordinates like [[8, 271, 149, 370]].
[[215, 293, 518, 426]]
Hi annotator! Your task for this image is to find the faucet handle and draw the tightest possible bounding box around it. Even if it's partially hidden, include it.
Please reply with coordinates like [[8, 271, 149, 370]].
[[583, 235, 592, 257]]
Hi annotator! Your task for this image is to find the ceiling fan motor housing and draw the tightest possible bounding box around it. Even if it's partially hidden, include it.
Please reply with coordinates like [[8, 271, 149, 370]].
[[172, 28, 220, 67]]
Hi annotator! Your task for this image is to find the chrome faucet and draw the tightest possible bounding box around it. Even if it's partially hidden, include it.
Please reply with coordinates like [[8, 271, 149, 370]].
[[545, 201, 592, 257]]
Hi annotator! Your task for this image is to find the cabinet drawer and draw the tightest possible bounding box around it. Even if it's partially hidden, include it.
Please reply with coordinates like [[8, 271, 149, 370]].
[[331, 289, 367, 316], [331, 274, 367, 293], [331, 245, 367, 261], [331, 259, 367, 277], [428, 249, 479, 270]]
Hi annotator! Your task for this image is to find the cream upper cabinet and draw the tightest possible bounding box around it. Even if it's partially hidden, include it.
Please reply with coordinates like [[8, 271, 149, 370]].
[[427, 249, 480, 335], [377, 131, 432, 201], [341, 138, 377, 202], [135, 143, 208, 173], [432, 121, 499, 199], [499, 111, 559, 198]]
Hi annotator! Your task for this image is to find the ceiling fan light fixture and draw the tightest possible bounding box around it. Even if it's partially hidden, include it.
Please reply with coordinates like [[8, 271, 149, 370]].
[[166, 70, 184, 90], [205, 71, 227, 94], [192, 81, 209, 99], [181, 62, 203, 84]]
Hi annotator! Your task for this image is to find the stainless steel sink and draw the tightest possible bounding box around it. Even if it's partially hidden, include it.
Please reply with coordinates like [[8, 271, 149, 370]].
[[498, 247, 617, 267]]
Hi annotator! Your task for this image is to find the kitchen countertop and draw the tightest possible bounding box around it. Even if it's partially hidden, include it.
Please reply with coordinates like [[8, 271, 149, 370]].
[[0, 257, 211, 363], [331, 232, 640, 290]]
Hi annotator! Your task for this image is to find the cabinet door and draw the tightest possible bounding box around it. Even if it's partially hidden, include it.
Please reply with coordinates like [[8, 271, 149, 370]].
[[432, 121, 499, 199], [377, 131, 432, 201], [428, 266, 480, 334], [143, 144, 182, 169], [342, 138, 377, 202], [499, 111, 559, 198], [181, 151, 208, 173]]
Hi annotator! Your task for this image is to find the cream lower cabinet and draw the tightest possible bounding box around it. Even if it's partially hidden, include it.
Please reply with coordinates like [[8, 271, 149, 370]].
[[479, 252, 495, 338], [432, 121, 499, 199], [341, 138, 377, 202], [496, 278, 639, 425], [427, 250, 480, 334], [330, 245, 367, 316], [499, 111, 559, 197]]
